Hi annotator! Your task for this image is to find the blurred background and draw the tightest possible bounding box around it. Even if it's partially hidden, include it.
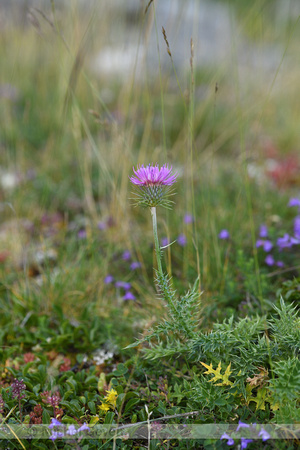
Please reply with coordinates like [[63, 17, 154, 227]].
[[0, 0, 299, 324]]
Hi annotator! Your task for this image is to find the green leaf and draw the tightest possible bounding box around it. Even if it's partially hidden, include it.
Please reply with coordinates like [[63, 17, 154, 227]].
[[88, 401, 96, 414], [112, 363, 128, 377], [42, 409, 51, 424], [124, 398, 140, 414]]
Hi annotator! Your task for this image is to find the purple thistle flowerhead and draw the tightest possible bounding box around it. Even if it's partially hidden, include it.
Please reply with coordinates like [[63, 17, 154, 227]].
[[11, 379, 26, 400], [130, 164, 177, 208]]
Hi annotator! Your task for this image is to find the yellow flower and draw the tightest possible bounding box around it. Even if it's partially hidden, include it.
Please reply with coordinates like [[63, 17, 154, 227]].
[[99, 403, 110, 412], [104, 389, 118, 408]]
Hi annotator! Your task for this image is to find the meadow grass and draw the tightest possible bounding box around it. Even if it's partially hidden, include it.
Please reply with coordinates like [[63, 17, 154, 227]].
[[0, 1, 299, 448]]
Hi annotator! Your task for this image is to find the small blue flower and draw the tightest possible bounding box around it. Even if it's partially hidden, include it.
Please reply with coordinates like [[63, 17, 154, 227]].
[[78, 422, 90, 432], [115, 281, 131, 290], [49, 431, 64, 440], [241, 438, 253, 449], [104, 275, 114, 284], [66, 424, 77, 436], [177, 233, 187, 247], [258, 427, 270, 441], [161, 237, 170, 247], [122, 250, 131, 261], [259, 224, 268, 238], [49, 418, 62, 429], [218, 229, 230, 240], [220, 432, 234, 445], [256, 239, 273, 252], [184, 213, 194, 224], [236, 421, 250, 432], [277, 234, 292, 249], [288, 198, 300, 208], [130, 261, 141, 270], [265, 254, 275, 266], [123, 291, 136, 301]]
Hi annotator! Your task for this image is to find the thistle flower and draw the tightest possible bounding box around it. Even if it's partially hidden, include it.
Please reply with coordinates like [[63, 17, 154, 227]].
[[130, 164, 177, 208]]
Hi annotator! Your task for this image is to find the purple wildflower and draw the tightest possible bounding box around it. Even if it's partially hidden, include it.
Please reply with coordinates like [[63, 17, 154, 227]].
[[161, 237, 170, 247], [256, 240, 273, 252], [220, 432, 234, 446], [97, 221, 107, 230], [241, 438, 253, 449], [130, 164, 177, 186], [50, 431, 64, 441], [77, 229, 86, 239], [276, 261, 284, 267], [130, 164, 177, 208], [66, 424, 77, 436], [258, 428, 270, 441], [49, 418, 62, 429], [123, 291, 136, 301], [0, 395, 4, 413], [78, 422, 90, 432], [294, 216, 300, 238], [277, 234, 292, 249], [184, 213, 194, 224], [265, 255, 275, 266], [115, 281, 131, 290], [236, 421, 250, 432], [218, 229, 230, 240], [130, 261, 141, 270], [104, 275, 114, 284], [259, 224, 268, 238], [11, 379, 26, 400], [288, 198, 300, 208], [122, 250, 131, 261], [177, 233, 187, 246]]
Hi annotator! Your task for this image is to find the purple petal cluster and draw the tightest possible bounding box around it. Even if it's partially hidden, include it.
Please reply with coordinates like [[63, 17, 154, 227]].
[[219, 229, 230, 240], [130, 164, 177, 186], [11, 379, 26, 400], [177, 233, 187, 247], [48, 419, 90, 441], [221, 423, 270, 448]]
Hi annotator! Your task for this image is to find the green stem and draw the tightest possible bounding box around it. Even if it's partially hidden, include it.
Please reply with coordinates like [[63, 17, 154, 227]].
[[150, 207, 163, 276]]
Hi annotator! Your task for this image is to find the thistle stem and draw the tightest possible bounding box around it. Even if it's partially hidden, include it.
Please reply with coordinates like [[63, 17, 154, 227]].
[[150, 207, 163, 276]]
